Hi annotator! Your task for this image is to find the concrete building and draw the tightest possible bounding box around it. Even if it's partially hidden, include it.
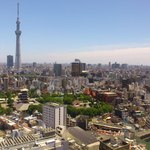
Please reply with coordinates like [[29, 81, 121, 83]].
[[67, 126, 99, 150], [112, 62, 120, 69], [7, 55, 13, 68], [54, 63, 62, 76], [3, 77, 9, 91], [100, 137, 129, 150], [67, 115, 76, 127], [71, 59, 86, 76], [76, 115, 89, 130], [43, 103, 67, 129], [32, 62, 37, 68], [100, 91, 118, 104], [0, 131, 69, 150], [121, 63, 128, 69]]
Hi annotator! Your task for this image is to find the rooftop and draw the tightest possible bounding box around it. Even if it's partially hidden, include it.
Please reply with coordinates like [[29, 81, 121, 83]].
[[45, 102, 66, 108], [136, 129, 150, 139], [101, 137, 129, 150], [20, 88, 28, 92], [0, 134, 36, 149], [68, 126, 98, 145], [15, 103, 30, 111]]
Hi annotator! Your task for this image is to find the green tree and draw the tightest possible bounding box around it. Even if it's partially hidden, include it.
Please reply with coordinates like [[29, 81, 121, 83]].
[[7, 98, 14, 108], [0, 92, 7, 98], [63, 96, 74, 105], [37, 96, 63, 104], [75, 93, 92, 102], [67, 105, 79, 118], [0, 105, 5, 115], [29, 89, 39, 98], [28, 104, 43, 115], [5, 108, 13, 115], [67, 102, 113, 118]]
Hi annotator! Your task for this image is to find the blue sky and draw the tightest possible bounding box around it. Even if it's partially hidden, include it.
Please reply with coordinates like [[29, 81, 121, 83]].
[[1, 0, 150, 65]]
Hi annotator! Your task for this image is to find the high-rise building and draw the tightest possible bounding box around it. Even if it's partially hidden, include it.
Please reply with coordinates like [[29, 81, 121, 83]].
[[3, 77, 9, 91], [71, 59, 86, 76], [15, 3, 22, 70], [7, 55, 13, 68], [43, 103, 67, 129], [112, 62, 120, 69], [33, 62, 37, 68], [53, 63, 62, 76], [121, 63, 128, 69]]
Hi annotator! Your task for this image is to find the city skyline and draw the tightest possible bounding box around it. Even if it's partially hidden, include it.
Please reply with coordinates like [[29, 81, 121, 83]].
[[0, 0, 150, 65]]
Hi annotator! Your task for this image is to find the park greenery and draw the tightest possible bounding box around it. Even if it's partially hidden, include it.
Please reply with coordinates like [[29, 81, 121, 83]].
[[30, 92, 113, 118], [36, 93, 63, 104], [28, 104, 43, 115], [0, 105, 12, 115], [0, 90, 113, 118], [0, 91, 16, 99], [0, 91, 14, 115]]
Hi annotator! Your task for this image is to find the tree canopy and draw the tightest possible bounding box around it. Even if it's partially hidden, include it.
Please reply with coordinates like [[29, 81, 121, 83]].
[[28, 104, 42, 115]]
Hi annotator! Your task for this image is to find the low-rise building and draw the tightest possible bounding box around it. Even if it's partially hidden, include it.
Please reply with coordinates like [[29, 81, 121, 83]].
[[100, 137, 129, 150], [66, 126, 99, 150]]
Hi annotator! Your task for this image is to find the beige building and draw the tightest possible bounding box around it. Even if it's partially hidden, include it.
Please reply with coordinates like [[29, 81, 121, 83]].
[[43, 103, 67, 129]]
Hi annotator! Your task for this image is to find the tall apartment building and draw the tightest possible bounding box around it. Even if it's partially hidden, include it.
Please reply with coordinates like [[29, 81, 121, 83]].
[[71, 62, 86, 76], [43, 103, 67, 129], [53, 63, 62, 76], [7, 55, 13, 68]]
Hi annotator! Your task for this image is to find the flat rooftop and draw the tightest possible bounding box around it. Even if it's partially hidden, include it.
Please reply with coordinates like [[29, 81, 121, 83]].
[[136, 129, 150, 139], [102, 138, 129, 149], [68, 126, 98, 145], [45, 102, 66, 108]]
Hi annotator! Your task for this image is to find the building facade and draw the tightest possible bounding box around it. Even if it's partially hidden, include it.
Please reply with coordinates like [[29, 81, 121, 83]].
[[7, 55, 13, 68], [53, 63, 62, 76], [71, 62, 86, 76], [3, 77, 9, 91], [43, 103, 67, 128]]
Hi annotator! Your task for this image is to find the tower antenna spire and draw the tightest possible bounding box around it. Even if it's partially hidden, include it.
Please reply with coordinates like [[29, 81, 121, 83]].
[[15, 2, 22, 70], [17, 2, 19, 18]]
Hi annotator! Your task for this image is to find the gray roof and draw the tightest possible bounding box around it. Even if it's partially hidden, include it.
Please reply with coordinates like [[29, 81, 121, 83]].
[[15, 103, 30, 111], [0, 134, 36, 149], [68, 126, 98, 145]]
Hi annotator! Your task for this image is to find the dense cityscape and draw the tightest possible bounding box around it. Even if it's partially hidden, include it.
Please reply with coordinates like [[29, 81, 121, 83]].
[[1, 1, 150, 150]]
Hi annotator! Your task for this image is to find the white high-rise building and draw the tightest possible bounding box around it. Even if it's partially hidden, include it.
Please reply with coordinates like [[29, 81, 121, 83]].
[[43, 103, 67, 129]]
